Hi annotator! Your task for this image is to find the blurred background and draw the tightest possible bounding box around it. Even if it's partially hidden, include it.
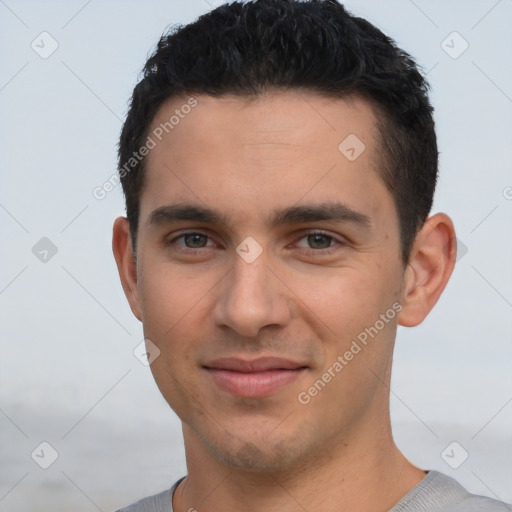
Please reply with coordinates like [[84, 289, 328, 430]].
[[0, 0, 511, 510]]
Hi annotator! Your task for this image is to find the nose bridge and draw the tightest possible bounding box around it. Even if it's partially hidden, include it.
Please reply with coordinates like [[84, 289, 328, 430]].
[[213, 247, 289, 337], [232, 249, 269, 297]]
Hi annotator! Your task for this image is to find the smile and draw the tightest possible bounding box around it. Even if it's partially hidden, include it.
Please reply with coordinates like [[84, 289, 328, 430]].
[[204, 357, 309, 398]]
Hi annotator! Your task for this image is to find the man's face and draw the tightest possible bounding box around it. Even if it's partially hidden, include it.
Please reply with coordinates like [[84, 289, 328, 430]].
[[129, 91, 408, 472]]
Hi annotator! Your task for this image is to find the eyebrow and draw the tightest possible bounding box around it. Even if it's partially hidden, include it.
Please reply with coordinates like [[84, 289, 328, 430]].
[[148, 204, 225, 226], [272, 203, 371, 228], [147, 202, 372, 230]]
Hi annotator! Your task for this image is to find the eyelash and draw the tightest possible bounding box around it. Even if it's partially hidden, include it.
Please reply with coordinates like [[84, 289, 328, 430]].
[[166, 231, 345, 256]]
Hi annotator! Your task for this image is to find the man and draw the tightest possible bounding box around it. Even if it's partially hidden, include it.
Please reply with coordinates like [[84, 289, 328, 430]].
[[112, 1, 511, 511]]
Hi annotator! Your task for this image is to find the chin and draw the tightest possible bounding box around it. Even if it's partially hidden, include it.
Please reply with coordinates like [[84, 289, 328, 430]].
[[191, 418, 323, 474], [209, 439, 299, 473]]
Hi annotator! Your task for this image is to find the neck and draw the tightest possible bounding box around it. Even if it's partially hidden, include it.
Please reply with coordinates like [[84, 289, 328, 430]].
[[173, 411, 426, 512]]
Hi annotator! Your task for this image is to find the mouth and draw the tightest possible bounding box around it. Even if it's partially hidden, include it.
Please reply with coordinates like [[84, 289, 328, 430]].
[[203, 357, 309, 398]]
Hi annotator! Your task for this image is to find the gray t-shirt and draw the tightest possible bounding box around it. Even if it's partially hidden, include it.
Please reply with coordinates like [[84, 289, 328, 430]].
[[115, 470, 511, 511]]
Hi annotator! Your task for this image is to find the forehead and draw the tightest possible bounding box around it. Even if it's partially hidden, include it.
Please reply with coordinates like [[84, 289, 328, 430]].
[[140, 91, 393, 230], [148, 91, 379, 158]]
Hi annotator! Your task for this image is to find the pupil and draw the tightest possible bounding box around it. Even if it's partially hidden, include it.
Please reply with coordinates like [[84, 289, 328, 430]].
[[186, 234, 206, 248], [309, 234, 330, 249]]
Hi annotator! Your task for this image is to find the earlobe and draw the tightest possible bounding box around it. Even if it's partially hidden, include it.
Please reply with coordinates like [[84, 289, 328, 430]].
[[398, 213, 457, 327], [112, 217, 142, 322]]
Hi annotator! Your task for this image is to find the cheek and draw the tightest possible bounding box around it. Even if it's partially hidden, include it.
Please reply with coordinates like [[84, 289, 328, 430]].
[[140, 269, 209, 418], [137, 259, 215, 332], [287, 267, 393, 339], [137, 264, 213, 401]]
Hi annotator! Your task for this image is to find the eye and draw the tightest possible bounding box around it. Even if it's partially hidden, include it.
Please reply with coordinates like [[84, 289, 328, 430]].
[[303, 233, 333, 249], [297, 233, 334, 249], [294, 231, 344, 254], [181, 233, 209, 248], [166, 232, 215, 251]]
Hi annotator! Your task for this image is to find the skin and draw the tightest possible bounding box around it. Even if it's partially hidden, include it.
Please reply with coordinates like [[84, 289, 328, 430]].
[[113, 91, 457, 512]]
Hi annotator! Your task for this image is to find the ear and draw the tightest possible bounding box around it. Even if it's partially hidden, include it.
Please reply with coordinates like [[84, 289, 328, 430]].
[[398, 213, 457, 327], [112, 217, 142, 321]]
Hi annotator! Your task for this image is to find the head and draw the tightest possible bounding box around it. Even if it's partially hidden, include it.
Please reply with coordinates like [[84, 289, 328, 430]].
[[113, 0, 456, 475], [118, 0, 438, 266]]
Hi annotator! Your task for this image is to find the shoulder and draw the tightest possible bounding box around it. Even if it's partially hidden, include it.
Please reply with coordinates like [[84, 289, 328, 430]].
[[114, 488, 172, 512], [430, 471, 510, 511], [113, 488, 171, 512], [391, 470, 511, 512], [113, 477, 185, 512]]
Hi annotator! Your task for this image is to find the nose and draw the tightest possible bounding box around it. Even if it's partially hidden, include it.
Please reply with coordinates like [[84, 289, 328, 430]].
[[212, 249, 291, 338]]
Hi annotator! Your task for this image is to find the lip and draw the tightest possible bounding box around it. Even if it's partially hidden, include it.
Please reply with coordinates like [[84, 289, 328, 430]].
[[205, 356, 307, 373], [204, 357, 308, 398]]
